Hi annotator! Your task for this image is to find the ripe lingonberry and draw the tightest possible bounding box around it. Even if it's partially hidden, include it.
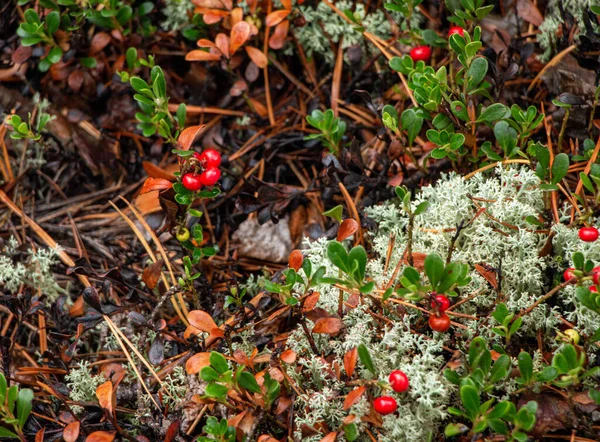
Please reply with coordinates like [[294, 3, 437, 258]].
[[389, 370, 409, 393], [373, 396, 397, 415], [182, 173, 203, 191], [590, 286, 598, 293], [563, 268, 576, 283], [431, 294, 450, 313], [409, 46, 431, 62], [195, 148, 222, 168], [593, 267, 600, 285], [448, 26, 465, 37], [429, 313, 451, 332], [579, 226, 599, 242], [199, 167, 221, 187]]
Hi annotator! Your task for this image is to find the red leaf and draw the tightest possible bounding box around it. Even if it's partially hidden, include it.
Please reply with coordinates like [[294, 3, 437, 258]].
[[343, 386, 365, 410], [288, 249, 303, 271], [164, 420, 180, 442], [302, 291, 320, 313], [269, 20, 289, 50], [96, 381, 114, 416], [177, 125, 205, 150], [265, 9, 290, 27], [186, 352, 211, 374], [245, 46, 268, 69], [139, 177, 172, 195], [344, 347, 357, 378], [185, 50, 222, 61], [312, 317, 342, 335], [230, 21, 251, 55], [85, 431, 116, 442], [337, 218, 358, 241], [280, 349, 296, 364]]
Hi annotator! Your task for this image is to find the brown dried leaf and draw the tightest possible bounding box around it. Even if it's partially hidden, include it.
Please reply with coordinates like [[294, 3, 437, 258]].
[[320, 432, 338, 442], [89, 32, 111, 55], [343, 386, 365, 410], [177, 125, 205, 150], [63, 422, 80, 442], [312, 317, 342, 335], [142, 261, 163, 290], [186, 352, 212, 374], [85, 430, 116, 442], [215, 33, 230, 59], [230, 7, 243, 25], [96, 381, 114, 416], [229, 79, 247, 96], [337, 218, 358, 241], [288, 249, 303, 271], [245, 46, 268, 69], [257, 436, 279, 442], [265, 9, 290, 27], [516, 0, 543, 26], [281, 0, 292, 9], [68, 70, 84, 92], [186, 50, 222, 61], [269, 19, 289, 50], [474, 264, 498, 289], [275, 396, 292, 414], [139, 177, 172, 195], [142, 161, 176, 181], [302, 291, 320, 312], [280, 349, 296, 364], [344, 347, 357, 378], [187, 310, 223, 338], [230, 21, 251, 54]]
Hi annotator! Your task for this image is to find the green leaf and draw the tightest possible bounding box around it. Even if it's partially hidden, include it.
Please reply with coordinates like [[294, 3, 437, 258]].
[[444, 423, 469, 437], [238, 371, 261, 394], [0, 427, 19, 439], [466, 57, 487, 89], [200, 366, 220, 382], [205, 382, 229, 399], [327, 241, 349, 273], [468, 337, 491, 375], [414, 201, 430, 216], [344, 423, 359, 441], [47, 46, 63, 64], [518, 352, 533, 384], [323, 205, 344, 223], [476, 103, 508, 123], [17, 388, 33, 429], [46, 10, 60, 34], [551, 153, 569, 184], [348, 246, 367, 282], [210, 352, 229, 374], [401, 109, 423, 145], [460, 385, 481, 420], [357, 343, 376, 375], [424, 254, 445, 289]]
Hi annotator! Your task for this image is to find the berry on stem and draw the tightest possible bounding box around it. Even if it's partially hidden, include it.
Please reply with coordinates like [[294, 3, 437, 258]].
[[373, 396, 397, 415], [593, 267, 600, 285], [429, 313, 451, 332], [195, 148, 222, 168], [448, 26, 465, 37], [182, 173, 203, 191], [564, 329, 580, 345], [389, 370, 409, 393], [431, 294, 450, 313], [199, 167, 221, 187], [176, 227, 190, 242], [579, 226, 599, 242], [591, 286, 598, 293], [409, 46, 431, 62], [563, 268, 576, 283]]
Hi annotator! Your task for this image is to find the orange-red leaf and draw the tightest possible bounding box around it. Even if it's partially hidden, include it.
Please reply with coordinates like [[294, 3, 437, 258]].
[[281, 0, 292, 10], [142, 161, 177, 181], [280, 349, 296, 364], [257, 436, 279, 442], [96, 381, 114, 416], [139, 177, 172, 195], [215, 33, 230, 59], [63, 422, 80, 442], [230, 7, 243, 25], [265, 9, 290, 27], [202, 10, 229, 24], [85, 431, 116, 442], [142, 260, 163, 290], [269, 20, 289, 50], [196, 38, 217, 48], [288, 249, 303, 271], [343, 386, 365, 410], [230, 21, 251, 55], [186, 352, 212, 374], [474, 263, 498, 289], [245, 46, 267, 69], [337, 218, 358, 241], [188, 310, 223, 338], [344, 347, 357, 378], [312, 317, 342, 335], [177, 125, 205, 150], [302, 291, 320, 313], [186, 50, 222, 61]]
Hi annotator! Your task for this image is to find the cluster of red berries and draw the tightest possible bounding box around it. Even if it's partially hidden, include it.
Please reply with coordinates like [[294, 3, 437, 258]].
[[373, 370, 410, 415], [408, 26, 465, 63], [563, 227, 600, 289], [429, 293, 451, 332], [181, 148, 222, 191]]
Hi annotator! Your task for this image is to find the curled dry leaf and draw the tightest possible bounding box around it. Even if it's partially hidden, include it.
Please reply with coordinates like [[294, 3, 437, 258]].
[[312, 317, 342, 335], [245, 46, 268, 69], [186, 50, 222, 61], [85, 431, 116, 442], [63, 421, 80, 442], [337, 218, 359, 241], [177, 125, 205, 150], [230, 21, 251, 55], [139, 177, 173, 195], [186, 352, 212, 374], [96, 380, 115, 416], [269, 20, 289, 50], [265, 9, 290, 27], [343, 347, 357, 378], [288, 249, 303, 271], [343, 386, 366, 410]]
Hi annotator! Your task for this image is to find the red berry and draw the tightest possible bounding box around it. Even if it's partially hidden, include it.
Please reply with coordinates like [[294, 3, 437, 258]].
[[195, 148, 222, 168], [564, 268, 576, 283], [373, 396, 397, 415], [182, 173, 203, 191], [389, 370, 409, 393], [428, 313, 451, 333], [409, 46, 432, 62], [199, 167, 221, 187], [431, 294, 450, 313], [448, 26, 465, 37], [593, 267, 600, 285], [579, 227, 599, 242], [591, 286, 598, 293]]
